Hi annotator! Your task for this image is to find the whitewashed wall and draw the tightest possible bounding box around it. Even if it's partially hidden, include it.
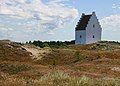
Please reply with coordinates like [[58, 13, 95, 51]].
[[75, 30, 86, 44], [86, 13, 102, 44], [75, 12, 102, 44]]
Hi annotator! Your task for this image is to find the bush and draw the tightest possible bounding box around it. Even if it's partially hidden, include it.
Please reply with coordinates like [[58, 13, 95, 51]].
[[41, 43, 49, 48], [73, 51, 81, 63]]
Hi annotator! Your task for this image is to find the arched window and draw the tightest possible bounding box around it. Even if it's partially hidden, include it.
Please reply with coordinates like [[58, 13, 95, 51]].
[[80, 35, 82, 38], [93, 35, 95, 38]]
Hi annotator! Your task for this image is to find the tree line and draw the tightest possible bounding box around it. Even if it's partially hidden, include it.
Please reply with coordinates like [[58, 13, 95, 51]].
[[26, 40, 75, 48]]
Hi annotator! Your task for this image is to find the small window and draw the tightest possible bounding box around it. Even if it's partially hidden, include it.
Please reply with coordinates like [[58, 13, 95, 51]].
[[80, 35, 82, 38], [93, 24, 95, 28], [93, 35, 95, 38]]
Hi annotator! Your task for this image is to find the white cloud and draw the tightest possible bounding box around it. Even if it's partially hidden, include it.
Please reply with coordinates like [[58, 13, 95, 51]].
[[1, 0, 78, 20], [0, 27, 14, 31], [112, 4, 117, 9], [1, 6, 32, 19], [112, 2, 120, 9], [101, 15, 120, 31], [0, 0, 78, 42]]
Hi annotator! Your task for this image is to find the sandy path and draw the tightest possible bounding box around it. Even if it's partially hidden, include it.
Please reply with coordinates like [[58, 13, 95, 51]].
[[22, 45, 51, 60]]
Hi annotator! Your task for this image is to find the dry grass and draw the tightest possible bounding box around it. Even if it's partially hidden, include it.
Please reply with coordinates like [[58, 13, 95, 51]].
[[0, 70, 120, 86], [35, 47, 120, 78], [0, 40, 32, 62], [0, 62, 32, 74], [0, 40, 120, 86], [36, 48, 120, 65], [68, 41, 120, 50]]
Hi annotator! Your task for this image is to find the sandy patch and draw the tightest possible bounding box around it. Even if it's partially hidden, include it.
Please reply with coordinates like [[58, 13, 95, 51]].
[[22, 45, 51, 60]]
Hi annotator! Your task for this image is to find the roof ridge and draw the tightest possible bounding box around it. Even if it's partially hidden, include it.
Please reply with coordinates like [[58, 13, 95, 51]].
[[76, 14, 92, 31]]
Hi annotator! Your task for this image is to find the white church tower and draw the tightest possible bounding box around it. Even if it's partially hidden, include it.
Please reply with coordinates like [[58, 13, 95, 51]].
[[75, 12, 102, 44]]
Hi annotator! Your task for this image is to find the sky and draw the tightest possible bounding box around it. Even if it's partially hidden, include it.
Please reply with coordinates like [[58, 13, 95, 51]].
[[0, 0, 120, 42]]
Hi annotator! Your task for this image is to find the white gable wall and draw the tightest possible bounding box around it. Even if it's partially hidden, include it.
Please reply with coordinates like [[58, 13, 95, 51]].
[[75, 30, 86, 44], [86, 13, 102, 44], [75, 12, 102, 45]]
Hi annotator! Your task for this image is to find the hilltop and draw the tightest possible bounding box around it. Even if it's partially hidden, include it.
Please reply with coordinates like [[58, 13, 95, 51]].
[[0, 40, 32, 61], [0, 40, 120, 86]]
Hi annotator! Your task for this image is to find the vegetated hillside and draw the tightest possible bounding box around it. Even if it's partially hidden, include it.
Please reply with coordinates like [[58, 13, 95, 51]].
[[0, 40, 32, 61], [68, 41, 120, 50], [36, 41, 120, 78], [0, 40, 120, 86], [38, 41, 120, 65]]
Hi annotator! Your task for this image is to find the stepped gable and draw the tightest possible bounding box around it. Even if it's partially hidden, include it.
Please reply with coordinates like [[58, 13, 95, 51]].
[[76, 14, 92, 31]]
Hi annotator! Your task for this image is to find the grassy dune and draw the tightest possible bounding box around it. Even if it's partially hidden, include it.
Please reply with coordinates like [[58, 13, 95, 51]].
[[0, 40, 120, 86]]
